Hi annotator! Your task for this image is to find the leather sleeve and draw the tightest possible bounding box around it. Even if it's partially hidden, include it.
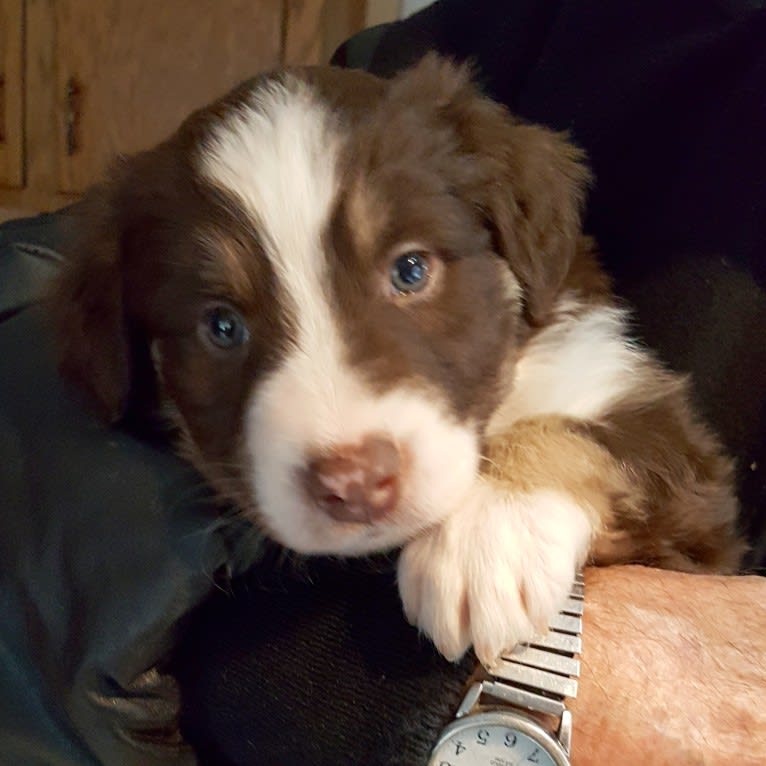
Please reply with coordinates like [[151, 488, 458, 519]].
[[0, 214, 259, 765]]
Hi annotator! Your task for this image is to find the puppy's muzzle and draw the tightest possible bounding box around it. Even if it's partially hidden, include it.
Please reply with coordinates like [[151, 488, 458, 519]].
[[303, 436, 401, 523]]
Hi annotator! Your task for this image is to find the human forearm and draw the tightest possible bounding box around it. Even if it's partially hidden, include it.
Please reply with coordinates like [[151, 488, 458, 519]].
[[570, 566, 766, 766]]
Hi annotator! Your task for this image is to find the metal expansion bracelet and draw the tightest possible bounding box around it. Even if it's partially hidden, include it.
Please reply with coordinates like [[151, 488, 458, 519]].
[[454, 572, 585, 755]]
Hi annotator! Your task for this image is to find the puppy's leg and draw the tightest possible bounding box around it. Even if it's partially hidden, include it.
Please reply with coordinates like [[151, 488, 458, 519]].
[[399, 401, 744, 664], [398, 418, 606, 665]]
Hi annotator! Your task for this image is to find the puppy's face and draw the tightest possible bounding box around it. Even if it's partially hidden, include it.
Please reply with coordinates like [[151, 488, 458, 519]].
[[53, 57, 588, 555]]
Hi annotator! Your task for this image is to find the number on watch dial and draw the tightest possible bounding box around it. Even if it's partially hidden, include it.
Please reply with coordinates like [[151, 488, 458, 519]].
[[431, 724, 559, 765]]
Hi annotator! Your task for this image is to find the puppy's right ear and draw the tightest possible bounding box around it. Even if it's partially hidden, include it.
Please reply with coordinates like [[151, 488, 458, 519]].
[[51, 173, 132, 423]]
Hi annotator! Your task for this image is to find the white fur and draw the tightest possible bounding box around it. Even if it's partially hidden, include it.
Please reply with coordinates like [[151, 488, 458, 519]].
[[200, 75, 341, 315], [199, 80, 622, 664], [200, 77, 480, 554], [488, 297, 642, 434], [398, 483, 593, 664], [249, 374, 479, 554]]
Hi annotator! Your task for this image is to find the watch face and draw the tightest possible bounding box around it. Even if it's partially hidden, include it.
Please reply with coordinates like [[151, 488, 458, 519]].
[[429, 711, 569, 766]]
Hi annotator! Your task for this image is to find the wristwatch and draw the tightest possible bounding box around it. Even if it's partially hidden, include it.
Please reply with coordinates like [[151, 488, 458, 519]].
[[427, 573, 584, 766]]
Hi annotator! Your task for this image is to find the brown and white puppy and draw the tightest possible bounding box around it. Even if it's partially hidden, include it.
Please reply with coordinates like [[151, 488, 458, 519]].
[[51, 56, 745, 665]]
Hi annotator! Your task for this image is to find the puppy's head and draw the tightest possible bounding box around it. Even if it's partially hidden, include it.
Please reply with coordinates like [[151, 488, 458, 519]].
[[52, 56, 589, 555]]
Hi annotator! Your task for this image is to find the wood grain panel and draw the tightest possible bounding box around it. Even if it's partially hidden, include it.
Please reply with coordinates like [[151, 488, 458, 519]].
[[284, 0, 367, 66], [54, 0, 284, 194], [0, 0, 77, 215], [0, 0, 24, 188]]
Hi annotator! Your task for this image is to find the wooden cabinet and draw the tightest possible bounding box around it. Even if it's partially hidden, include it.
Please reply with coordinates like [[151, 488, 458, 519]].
[[54, 0, 283, 193], [0, 0, 391, 218], [0, 0, 23, 188]]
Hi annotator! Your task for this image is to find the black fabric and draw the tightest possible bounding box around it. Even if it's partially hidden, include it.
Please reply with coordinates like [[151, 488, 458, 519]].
[[173, 557, 474, 766], [0, 214, 260, 764], [177, 2, 766, 765]]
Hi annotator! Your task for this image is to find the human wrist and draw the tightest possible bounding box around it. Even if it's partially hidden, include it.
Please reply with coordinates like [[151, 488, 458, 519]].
[[569, 565, 766, 765]]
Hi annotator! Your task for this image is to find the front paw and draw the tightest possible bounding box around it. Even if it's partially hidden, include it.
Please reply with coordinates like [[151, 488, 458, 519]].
[[397, 483, 591, 666]]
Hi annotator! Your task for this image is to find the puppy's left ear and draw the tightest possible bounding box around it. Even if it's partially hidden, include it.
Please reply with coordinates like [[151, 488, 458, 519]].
[[471, 120, 591, 325], [390, 56, 592, 325]]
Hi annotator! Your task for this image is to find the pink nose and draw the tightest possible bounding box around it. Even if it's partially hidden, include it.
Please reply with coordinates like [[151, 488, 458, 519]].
[[303, 436, 401, 523]]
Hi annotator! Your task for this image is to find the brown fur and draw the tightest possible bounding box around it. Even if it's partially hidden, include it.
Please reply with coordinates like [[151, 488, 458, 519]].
[[484, 403, 744, 573], [580, 369, 745, 572], [49, 54, 745, 577], [484, 416, 630, 532]]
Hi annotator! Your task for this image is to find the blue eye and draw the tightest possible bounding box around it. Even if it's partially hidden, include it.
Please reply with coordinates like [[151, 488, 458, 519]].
[[391, 251, 430, 294], [203, 306, 249, 349]]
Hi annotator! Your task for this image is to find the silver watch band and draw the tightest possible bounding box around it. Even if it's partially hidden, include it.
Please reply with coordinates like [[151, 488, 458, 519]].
[[454, 572, 585, 755]]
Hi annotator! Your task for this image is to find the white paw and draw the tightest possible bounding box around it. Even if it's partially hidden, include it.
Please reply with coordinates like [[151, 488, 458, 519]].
[[398, 483, 592, 666]]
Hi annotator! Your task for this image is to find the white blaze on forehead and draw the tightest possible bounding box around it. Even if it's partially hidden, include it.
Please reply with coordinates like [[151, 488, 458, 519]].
[[198, 76, 480, 555], [200, 77, 347, 426], [199, 75, 341, 336], [199, 75, 361, 433]]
